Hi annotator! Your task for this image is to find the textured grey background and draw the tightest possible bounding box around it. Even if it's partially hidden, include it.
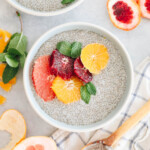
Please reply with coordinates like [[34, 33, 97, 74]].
[[0, 0, 150, 142]]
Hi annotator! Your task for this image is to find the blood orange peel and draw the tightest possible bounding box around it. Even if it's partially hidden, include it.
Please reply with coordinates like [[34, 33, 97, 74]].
[[32, 55, 55, 102], [139, 0, 150, 19], [0, 109, 26, 150], [107, 0, 141, 31]]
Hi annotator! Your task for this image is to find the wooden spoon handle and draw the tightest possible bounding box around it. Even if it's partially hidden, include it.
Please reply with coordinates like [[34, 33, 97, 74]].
[[103, 100, 150, 147]]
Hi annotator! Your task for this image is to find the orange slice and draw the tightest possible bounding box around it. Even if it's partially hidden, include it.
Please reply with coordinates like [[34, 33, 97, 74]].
[[52, 76, 83, 104], [0, 29, 11, 53], [0, 95, 6, 105], [0, 109, 26, 150], [81, 43, 109, 74], [0, 64, 16, 92], [13, 136, 57, 150]]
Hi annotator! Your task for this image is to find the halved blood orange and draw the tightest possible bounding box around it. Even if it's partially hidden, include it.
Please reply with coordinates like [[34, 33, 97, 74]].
[[139, 0, 150, 19], [13, 136, 57, 150], [81, 43, 109, 74], [52, 76, 83, 104], [32, 55, 56, 102], [0, 109, 26, 150], [107, 0, 141, 30], [0, 29, 11, 53]]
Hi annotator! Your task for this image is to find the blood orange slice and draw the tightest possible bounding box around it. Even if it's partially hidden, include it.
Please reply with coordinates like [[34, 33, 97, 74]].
[[13, 136, 57, 150], [139, 0, 150, 19], [32, 55, 55, 102], [107, 0, 141, 30]]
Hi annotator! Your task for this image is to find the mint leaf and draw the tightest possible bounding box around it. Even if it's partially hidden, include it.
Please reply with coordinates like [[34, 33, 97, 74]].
[[81, 86, 91, 104], [8, 48, 22, 56], [19, 53, 26, 68], [8, 33, 27, 55], [2, 65, 19, 84], [61, 0, 75, 4], [0, 53, 6, 62], [4, 33, 20, 53], [57, 41, 72, 57], [86, 82, 96, 95], [5, 54, 19, 68], [71, 42, 82, 58]]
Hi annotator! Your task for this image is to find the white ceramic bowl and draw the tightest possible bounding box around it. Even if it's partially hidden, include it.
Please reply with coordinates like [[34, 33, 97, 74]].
[[23, 22, 133, 132], [6, 0, 84, 16]]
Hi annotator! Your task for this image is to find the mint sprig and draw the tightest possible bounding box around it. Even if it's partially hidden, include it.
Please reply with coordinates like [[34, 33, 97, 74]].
[[57, 41, 82, 58], [61, 0, 75, 4], [0, 11, 28, 83], [80, 82, 97, 104]]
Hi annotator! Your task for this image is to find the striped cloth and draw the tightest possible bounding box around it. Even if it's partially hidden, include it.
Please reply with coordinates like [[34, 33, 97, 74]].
[[51, 57, 150, 150]]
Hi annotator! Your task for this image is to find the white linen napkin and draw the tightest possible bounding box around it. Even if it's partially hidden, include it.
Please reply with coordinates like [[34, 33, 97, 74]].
[[51, 57, 150, 150]]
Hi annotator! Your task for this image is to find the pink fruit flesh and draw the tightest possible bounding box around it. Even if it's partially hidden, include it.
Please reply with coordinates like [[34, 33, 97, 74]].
[[26, 146, 35, 150], [145, 0, 150, 12], [112, 1, 133, 23], [50, 50, 74, 80], [26, 145, 44, 150], [32, 55, 55, 102], [74, 57, 92, 83]]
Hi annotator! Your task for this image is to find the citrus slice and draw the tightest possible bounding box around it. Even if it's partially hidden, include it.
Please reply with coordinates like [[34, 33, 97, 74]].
[[0, 64, 16, 92], [107, 0, 141, 31], [52, 76, 83, 104], [139, 0, 150, 19], [0, 95, 6, 105], [13, 136, 57, 150], [32, 55, 56, 102], [81, 43, 109, 74], [0, 109, 26, 150], [0, 29, 11, 53]]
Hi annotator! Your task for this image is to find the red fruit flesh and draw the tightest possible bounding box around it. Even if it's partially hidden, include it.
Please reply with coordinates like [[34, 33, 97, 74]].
[[145, 0, 150, 12], [32, 55, 55, 102], [74, 57, 92, 83], [112, 1, 133, 23], [50, 50, 74, 80]]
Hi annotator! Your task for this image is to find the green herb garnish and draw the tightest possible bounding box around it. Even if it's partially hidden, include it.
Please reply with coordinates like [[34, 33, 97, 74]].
[[80, 82, 97, 104], [1, 11, 28, 83], [57, 41, 82, 58], [61, 0, 75, 4]]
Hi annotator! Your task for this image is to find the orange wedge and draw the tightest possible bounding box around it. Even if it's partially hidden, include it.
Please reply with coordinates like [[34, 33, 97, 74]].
[[13, 136, 57, 150], [0, 95, 6, 105], [52, 76, 83, 104], [0, 109, 26, 150], [81, 43, 109, 74], [0, 29, 11, 53]]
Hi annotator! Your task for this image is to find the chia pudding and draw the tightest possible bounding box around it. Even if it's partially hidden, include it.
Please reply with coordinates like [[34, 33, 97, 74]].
[[15, 0, 78, 12], [30, 30, 127, 125]]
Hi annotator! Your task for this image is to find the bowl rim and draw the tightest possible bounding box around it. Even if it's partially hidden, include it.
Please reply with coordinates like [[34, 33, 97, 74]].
[[23, 22, 134, 132], [6, 0, 84, 16]]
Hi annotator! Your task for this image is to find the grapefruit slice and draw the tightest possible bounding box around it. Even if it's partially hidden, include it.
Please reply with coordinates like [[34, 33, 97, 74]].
[[139, 0, 150, 19], [107, 0, 141, 30], [52, 76, 83, 104], [32, 55, 56, 102], [0, 109, 26, 150], [13, 136, 57, 150]]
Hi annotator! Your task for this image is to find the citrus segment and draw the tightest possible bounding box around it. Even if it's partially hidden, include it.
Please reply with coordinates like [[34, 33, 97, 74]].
[[0, 82, 12, 92], [0, 64, 6, 79], [0, 109, 26, 150], [0, 29, 11, 53], [52, 76, 83, 104], [0, 95, 6, 105], [139, 0, 150, 19], [32, 55, 55, 102], [107, 0, 141, 30], [13, 136, 57, 150], [81, 43, 109, 74]]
